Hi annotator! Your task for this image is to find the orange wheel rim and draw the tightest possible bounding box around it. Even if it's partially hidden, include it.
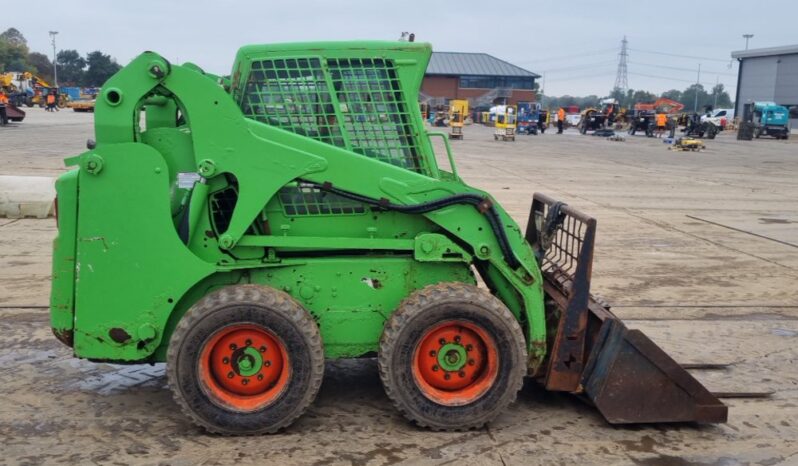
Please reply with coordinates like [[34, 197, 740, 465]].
[[198, 324, 290, 412], [411, 320, 499, 406]]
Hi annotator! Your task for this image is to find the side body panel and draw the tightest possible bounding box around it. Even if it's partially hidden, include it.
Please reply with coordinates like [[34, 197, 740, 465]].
[[50, 169, 79, 345], [71, 143, 215, 359]]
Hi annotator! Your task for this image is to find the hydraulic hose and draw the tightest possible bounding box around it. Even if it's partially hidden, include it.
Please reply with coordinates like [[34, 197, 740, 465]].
[[306, 181, 521, 269]]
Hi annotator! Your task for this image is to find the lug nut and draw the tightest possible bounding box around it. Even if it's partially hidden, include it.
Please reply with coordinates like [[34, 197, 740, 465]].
[[468, 359, 475, 366], [265, 360, 272, 367], [229, 343, 237, 350], [227, 371, 234, 379], [459, 371, 466, 378], [260, 345, 267, 353], [432, 365, 439, 372], [242, 379, 249, 385], [444, 373, 451, 380], [429, 350, 436, 357], [222, 357, 229, 364], [466, 344, 473, 352], [257, 374, 264, 381], [438, 338, 446, 345], [454, 336, 461, 343], [245, 339, 252, 346]]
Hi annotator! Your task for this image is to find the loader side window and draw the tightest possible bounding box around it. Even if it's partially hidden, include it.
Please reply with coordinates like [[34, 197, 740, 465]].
[[240, 58, 345, 147], [327, 58, 423, 172], [239, 57, 425, 174]]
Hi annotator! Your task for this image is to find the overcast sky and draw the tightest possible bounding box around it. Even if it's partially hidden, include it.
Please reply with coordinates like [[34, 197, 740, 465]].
[[10, 0, 798, 97]]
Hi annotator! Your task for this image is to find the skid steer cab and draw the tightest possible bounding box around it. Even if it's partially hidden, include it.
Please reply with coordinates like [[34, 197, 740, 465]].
[[50, 41, 726, 434]]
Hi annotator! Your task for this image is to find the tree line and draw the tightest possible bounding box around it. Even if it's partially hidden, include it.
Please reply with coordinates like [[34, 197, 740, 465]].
[[541, 84, 733, 113], [0, 27, 121, 87]]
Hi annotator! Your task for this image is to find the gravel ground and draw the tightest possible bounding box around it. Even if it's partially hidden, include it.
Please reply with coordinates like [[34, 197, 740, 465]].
[[1, 108, 797, 465]]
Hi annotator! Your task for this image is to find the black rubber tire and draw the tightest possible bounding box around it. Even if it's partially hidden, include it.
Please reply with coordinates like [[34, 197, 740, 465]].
[[705, 123, 717, 140], [378, 283, 526, 431], [167, 285, 324, 435]]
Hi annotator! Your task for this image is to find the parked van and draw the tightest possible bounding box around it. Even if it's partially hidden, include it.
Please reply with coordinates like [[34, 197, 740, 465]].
[[701, 108, 734, 129]]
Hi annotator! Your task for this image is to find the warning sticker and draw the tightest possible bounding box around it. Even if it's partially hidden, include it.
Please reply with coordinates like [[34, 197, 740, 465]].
[[177, 172, 201, 189]]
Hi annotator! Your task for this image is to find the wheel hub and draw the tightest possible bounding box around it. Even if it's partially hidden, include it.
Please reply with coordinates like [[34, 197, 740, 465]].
[[201, 324, 289, 403], [415, 321, 492, 393], [233, 347, 263, 377], [437, 343, 467, 372]]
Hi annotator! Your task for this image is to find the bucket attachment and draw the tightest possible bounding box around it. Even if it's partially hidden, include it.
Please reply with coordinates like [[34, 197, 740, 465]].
[[5, 103, 26, 122], [527, 193, 728, 424]]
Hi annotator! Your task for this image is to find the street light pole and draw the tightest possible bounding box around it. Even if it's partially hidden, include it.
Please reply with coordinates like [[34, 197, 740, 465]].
[[693, 63, 701, 112], [49, 31, 59, 87], [742, 34, 753, 50], [540, 72, 546, 104]]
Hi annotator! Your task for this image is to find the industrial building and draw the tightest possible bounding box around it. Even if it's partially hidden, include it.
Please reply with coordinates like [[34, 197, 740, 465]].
[[421, 52, 539, 109], [732, 44, 798, 128]]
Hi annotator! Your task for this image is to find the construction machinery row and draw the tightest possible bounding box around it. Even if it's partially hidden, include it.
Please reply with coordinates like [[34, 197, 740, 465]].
[[1, 72, 101, 118], [423, 97, 552, 142], [571, 97, 740, 141], [0, 71, 67, 108]]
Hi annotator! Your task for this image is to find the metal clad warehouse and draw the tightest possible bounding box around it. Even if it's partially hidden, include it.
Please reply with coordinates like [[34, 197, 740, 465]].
[[733, 44, 798, 128]]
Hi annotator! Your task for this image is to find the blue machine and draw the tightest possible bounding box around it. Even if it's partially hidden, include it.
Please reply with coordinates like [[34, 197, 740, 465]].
[[517, 102, 541, 135], [752, 102, 790, 139], [59, 87, 82, 101]]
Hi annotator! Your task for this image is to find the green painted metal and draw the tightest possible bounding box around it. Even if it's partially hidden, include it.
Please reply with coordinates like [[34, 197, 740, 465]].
[[438, 343, 467, 372], [150, 256, 476, 360], [237, 347, 263, 377], [426, 131, 459, 180], [49, 41, 547, 371], [50, 169, 79, 343]]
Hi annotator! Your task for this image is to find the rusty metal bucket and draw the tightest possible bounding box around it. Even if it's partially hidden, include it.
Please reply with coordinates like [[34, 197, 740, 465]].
[[526, 193, 728, 424], [4, 103, 26, 122]]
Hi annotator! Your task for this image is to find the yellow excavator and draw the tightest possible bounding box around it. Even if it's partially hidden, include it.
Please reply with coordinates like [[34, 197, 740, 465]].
[[0, 73, 27, 123], [2, 72, 66, 108]]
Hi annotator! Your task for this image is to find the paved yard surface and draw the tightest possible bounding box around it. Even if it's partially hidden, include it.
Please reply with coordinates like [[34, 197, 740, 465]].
[[1, 109, 797, 465]]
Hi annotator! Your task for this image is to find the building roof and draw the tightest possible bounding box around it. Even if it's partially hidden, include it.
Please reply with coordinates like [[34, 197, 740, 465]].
[[731, 44, 798, 59], [426, 52, 540, 78]]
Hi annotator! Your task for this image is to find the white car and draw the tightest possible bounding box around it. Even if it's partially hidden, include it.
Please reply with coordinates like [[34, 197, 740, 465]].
[[701, 108, 734, 128], [565, 114, 582, 127]]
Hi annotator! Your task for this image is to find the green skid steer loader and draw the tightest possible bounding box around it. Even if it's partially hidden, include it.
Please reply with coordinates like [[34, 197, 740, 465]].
[[50, 41, 727, 434]]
